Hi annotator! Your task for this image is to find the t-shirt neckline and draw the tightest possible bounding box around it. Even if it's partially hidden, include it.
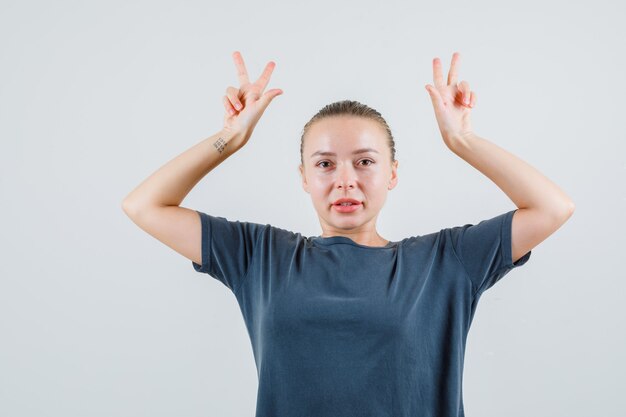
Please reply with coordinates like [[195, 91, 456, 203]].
[[311, 235, 398, 249]]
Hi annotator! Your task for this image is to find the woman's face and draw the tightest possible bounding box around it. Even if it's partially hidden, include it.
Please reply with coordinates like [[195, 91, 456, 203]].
[[299, 116, 399, 236]]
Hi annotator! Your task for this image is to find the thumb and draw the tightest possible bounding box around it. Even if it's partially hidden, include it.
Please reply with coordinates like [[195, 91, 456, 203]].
[[424, 84, 442, 108], [258, 88, 283, 110]]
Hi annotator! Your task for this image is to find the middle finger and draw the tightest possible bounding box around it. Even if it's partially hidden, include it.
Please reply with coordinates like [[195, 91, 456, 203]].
[[232, 51, 251, 85], [447, 52, 461, 86]]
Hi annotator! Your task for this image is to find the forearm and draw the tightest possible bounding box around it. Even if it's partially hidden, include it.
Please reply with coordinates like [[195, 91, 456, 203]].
[[449, 133, 575, 216], [122, 129, 243, 212]]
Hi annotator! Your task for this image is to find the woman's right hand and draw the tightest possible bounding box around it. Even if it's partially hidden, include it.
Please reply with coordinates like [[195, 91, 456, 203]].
[[221, 51, 283, 150]]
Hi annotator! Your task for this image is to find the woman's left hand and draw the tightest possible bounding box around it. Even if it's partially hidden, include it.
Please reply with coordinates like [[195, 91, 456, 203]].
[[424, 52, 476, 147]]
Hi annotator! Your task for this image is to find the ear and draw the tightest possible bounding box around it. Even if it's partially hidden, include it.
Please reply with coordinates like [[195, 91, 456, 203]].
[[299, 164, 310, 193], [388, 160, 399, 190]]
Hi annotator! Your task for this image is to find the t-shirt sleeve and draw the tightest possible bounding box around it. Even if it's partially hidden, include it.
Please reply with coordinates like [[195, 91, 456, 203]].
[[191, 210, 266, 294], [448, 208, 532, 297]]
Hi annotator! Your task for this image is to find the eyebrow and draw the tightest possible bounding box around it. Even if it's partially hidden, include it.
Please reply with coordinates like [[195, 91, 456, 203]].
[[310, 148, 379, 159]]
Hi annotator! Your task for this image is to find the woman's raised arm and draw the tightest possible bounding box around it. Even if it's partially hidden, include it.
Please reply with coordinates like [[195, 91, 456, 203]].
[[121, 51, 282, 266]]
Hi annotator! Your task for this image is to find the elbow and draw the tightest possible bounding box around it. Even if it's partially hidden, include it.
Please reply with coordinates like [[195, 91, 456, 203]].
[[565, 200, 576, 216], [122, 198, 139, 217], [568, 201, 576, 214], [557, 200, 576, 223]]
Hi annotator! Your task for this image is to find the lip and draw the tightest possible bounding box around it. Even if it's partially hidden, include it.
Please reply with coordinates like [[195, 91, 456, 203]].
[[332, 203, 361, 213], [332, 198, 362, 205]]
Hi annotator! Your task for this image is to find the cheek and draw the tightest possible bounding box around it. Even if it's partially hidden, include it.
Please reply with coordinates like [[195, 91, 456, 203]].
[[307, 182, 327, 199], [307, 176, 330, 190], [361, 171, 386, 186]]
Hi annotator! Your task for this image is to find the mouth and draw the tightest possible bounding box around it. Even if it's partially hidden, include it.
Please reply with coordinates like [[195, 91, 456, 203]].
[[333, 202, 361, 207], [331, 202, 362, 213], [332, 198, 362, 206]]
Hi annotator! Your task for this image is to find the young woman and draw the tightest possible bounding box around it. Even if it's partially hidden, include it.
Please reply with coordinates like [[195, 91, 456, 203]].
[[122, 51, 575, 417]]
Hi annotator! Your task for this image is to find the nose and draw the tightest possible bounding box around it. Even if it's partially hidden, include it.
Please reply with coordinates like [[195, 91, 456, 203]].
[[335, 163, 356, 189]]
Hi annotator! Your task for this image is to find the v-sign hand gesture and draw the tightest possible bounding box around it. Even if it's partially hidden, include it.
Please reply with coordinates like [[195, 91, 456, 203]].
[[425, 52, 476, 147], [222, 51, 283, 150]]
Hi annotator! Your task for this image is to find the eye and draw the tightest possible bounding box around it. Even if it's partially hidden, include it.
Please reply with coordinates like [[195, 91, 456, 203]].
[[315, 159, 375, 169]]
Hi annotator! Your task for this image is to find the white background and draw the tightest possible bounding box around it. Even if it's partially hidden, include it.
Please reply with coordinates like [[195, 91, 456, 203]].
[[1, 0, 624, 416]]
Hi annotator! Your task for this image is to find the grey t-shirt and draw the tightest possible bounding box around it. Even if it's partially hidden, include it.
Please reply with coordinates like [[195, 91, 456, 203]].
[[192, 209, 531, 417]]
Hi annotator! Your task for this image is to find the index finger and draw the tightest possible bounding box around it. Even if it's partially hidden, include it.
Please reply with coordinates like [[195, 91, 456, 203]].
[[433, 56, 445, 88], [254, 61, 276, 92], [232, 51, 250, 85]]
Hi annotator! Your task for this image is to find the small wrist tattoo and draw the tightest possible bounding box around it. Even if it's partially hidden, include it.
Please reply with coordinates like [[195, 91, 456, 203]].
[[213, 137, 228, 153]]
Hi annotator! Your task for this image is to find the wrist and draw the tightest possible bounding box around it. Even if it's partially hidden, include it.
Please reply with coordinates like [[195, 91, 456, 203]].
[[445, 131, 478, 153], [219, 128, 250, 153]]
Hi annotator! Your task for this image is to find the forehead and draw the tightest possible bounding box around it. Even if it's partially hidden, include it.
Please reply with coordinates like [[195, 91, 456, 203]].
[[305, 116, 387, 157]]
